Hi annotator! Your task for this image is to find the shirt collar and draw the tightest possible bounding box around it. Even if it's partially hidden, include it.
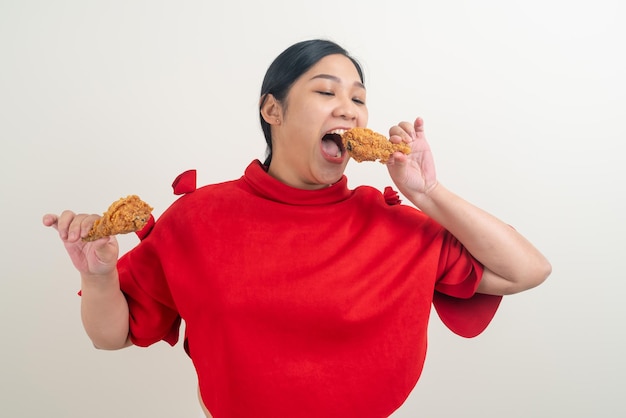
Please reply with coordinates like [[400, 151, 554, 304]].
[[242, 160, 352, 206]]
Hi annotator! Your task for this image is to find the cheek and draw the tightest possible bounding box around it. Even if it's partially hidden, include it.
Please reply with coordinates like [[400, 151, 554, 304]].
[[301, 101, 328, 120], [359, 108, 369, 126]]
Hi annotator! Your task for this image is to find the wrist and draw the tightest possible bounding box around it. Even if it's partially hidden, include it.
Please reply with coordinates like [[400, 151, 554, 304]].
[[80, 270, 120, 292], [407, 181, 444, 211]]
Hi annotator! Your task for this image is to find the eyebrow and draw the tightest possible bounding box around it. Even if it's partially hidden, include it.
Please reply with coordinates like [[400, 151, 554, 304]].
[[309, 74, 366, 90]]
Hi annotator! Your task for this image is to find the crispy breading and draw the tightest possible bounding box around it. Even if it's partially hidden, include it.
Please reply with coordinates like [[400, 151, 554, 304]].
[[82, 195, 153, 242], [342, 127, 411, 163]]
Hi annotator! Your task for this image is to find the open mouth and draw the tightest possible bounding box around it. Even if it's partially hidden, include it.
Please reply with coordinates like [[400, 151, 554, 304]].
[[321, 129, 347, 159]]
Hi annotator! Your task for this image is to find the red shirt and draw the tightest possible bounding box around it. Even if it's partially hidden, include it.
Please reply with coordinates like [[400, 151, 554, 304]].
[[117, 160, 501, 418]]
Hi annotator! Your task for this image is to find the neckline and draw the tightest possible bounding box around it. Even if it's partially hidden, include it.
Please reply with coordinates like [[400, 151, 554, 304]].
[[242, 160, 352, 206]]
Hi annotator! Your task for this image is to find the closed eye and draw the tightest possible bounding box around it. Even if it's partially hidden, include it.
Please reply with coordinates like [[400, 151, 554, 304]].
[[317, 91, 334, 96], [352, 98, 365, 105]]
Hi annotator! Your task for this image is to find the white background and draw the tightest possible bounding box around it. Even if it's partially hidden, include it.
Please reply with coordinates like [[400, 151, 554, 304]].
[[1, 0, 624, 417]]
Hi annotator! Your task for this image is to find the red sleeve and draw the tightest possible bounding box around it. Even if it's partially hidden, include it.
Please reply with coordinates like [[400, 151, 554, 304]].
[[117, 244, 181, 347], [432, 232, 502, 338]]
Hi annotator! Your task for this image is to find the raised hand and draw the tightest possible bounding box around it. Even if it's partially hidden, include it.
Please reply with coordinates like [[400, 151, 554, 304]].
[[385, 117, 438, 199]]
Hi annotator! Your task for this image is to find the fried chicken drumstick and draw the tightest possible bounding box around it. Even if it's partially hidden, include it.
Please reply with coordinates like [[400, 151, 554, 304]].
[[342, 127, 411, 163], [82, 195, 153, 242]]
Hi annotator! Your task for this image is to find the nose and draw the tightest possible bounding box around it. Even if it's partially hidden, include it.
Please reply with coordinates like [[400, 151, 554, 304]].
[[333, 95, 358, 120]]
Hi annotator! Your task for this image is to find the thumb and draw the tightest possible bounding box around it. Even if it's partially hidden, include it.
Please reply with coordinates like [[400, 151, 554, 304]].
[[91, 236, 120, 266], [386, 152, 410, 182]]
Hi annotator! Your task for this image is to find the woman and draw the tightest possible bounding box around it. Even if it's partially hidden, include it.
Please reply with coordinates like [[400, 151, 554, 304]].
[[43, 39, 551, 418]]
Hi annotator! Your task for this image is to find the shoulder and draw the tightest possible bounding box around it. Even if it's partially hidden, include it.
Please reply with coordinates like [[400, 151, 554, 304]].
[[351, 184, 440, 228], [167, 178, 243, 215], [150, 168, 246, 228]]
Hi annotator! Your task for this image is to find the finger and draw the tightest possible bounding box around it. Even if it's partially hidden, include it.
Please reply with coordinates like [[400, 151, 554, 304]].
[[390, 150, 410, 164], [390, 122, 415, 143], [56, 210, 77, 240], [42, 214, 59, 230], [398, 121, 414, 135], [80, 215, 100, 238], [60, 212, 98, 242], [76, 214, 101, 242], [414, 117, 424, 133], [388, 128, 407, 143]]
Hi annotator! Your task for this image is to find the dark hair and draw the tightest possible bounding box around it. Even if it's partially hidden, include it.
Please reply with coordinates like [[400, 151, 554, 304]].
[[259, 39, 364, 166]]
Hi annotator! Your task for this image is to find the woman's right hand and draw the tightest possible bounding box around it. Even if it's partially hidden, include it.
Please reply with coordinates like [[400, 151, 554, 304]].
[[43, 211, 119, 277]]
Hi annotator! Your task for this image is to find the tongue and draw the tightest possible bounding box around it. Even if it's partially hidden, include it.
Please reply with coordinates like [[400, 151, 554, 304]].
[[322, 137, 340, 157]]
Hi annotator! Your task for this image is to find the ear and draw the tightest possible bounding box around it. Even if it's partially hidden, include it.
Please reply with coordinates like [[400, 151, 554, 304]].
[[260, 94, 283, 125]]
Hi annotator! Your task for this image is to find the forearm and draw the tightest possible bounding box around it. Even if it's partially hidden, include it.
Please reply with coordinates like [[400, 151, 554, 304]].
[[80, 271, 131, 350], [409, 183, 551, 294]]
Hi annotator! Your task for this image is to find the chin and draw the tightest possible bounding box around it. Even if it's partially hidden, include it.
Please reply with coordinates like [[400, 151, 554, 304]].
[[314, 164, 346, 186]]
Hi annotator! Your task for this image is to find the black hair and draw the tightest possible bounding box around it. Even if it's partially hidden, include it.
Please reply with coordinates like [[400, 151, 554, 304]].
[[259, 39, 364, 166]]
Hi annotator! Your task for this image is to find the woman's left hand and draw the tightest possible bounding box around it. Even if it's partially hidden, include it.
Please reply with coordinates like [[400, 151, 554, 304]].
[[386, 117, 438, 198]]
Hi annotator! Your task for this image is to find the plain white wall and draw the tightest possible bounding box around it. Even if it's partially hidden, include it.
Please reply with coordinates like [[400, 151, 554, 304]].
[[1, 0, 624, 417]]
